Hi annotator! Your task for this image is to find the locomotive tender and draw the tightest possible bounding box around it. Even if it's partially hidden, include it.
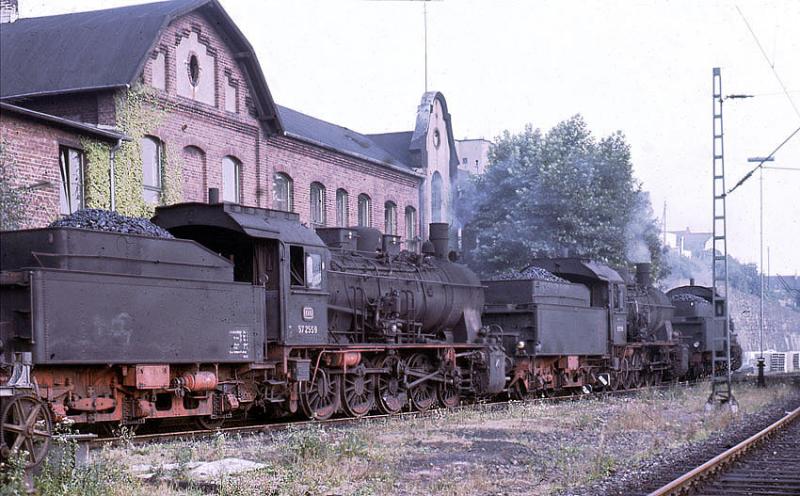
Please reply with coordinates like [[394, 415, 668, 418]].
[[0, 197, 737, 468]]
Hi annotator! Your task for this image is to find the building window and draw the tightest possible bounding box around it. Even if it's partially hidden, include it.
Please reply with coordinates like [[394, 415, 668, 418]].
[[336, 188, 349, 227], [462, 157, 467, 165], [357, 194, 371, 227], [222, 156, 241, 203], [273, 172, 293, 211], [188, 53, 200, 87], [431, 171, 443, 222], [384, 201, 397, 235], [310, 182, 326, 226], [58, 146, 84, 214], [141, 136, 162, 204], [225, 75, 238, 113], [433, 129, 441, 149], [405, 206, 417, 250]]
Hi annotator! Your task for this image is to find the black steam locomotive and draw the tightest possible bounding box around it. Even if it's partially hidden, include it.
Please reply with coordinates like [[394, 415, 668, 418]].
[[0, 199, 736, 467]]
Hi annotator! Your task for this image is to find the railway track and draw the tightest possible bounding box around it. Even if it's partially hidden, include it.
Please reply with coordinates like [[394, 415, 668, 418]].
[[649, 404, 800, 496], [88, 379, 707, 448]]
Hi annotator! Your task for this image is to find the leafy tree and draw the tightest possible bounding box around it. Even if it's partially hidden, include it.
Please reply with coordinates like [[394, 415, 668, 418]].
[[0, 140, 30, 230], [462, 115, 665, 279]]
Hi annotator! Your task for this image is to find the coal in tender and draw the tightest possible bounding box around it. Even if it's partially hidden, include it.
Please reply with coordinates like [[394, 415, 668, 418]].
[[489, 266, 567, 283], [49, 209, 174, 239], [670, 293, 708, 304]]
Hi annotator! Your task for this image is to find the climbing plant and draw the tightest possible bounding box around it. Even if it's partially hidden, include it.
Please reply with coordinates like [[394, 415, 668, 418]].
[[82, 85, 183, 217], [0, 140, 30, 230]]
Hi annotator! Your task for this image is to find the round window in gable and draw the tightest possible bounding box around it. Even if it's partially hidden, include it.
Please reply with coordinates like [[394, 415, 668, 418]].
[[433, 129, 441, 149], [188, 54, 200, 87]]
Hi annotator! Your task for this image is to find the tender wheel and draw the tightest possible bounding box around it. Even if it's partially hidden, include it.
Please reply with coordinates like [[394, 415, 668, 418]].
[[376, 354, 406, 415], [194, 415, 225, 430], [437, 369, 461, 409], [1, 395, 53, 469], [300, 368, 341, 420], [341, 357, 375, 418], [407, 353, 435, 412]]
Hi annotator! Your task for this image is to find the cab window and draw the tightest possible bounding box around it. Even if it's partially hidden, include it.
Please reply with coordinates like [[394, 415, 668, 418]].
[[306, 253, 322, 289]]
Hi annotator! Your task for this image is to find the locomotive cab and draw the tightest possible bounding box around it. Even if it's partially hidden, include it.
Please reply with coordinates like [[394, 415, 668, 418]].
[[152, 200, 330, 347]]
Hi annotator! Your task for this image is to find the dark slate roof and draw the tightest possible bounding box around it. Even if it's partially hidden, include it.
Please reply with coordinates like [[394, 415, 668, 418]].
[[0, 102, 127, 141], [367, 131, 415, 168], [276, 105, 419, 176], [0, 0, 282, 133]]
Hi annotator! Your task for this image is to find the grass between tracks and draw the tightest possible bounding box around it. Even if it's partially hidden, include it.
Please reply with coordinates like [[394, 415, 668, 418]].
[[1, 381, 795, 496]]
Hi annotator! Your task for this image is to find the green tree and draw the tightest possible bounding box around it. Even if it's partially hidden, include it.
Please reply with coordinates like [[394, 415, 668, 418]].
[[462, 115, 665, 279]]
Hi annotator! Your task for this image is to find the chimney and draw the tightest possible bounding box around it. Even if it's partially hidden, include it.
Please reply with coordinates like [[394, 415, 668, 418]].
[[635, 262, 652, 287], [429, 223, 449, 259], [1, 0, 18, 23], [208, 187, 220, 204]]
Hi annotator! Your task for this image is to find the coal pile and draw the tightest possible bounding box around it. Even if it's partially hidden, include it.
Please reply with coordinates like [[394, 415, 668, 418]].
[[671, 293, 708, 304], [489, 266, 567, 283], [50, 209, 173, 239]]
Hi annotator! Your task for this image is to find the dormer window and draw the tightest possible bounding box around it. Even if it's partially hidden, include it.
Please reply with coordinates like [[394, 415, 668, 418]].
[[188, 54, 200, 87]]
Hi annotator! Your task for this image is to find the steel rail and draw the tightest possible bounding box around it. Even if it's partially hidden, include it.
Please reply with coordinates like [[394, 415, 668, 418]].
[[648, 404, 800, 496]]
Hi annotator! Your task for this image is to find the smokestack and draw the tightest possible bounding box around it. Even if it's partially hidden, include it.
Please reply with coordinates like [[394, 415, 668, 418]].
[[429, 223, 449, 259], [690, 277, 695, 286], [0, 0, 18, 23], [635, 262, 652, 287], [208, 188, 220, 204]]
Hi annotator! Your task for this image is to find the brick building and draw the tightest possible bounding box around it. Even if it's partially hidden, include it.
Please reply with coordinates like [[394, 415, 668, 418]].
[[0, 0, 464, 248]]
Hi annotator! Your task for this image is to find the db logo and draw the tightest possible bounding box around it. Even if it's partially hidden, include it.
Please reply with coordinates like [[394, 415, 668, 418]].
[[302, 306, 314, 321]]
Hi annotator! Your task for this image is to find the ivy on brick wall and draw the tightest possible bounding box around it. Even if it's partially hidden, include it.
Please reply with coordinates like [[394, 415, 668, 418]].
[[82, 85, 183, 217], [0, 140, 30, 230]]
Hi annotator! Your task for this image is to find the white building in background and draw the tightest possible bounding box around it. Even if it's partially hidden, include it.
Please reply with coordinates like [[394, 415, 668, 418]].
[[665, 227, 713, 258], [455, 138, 492, 177]]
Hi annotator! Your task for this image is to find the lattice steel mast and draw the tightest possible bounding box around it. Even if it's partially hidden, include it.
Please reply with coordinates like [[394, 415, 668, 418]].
[[708, 67, 736, 408]]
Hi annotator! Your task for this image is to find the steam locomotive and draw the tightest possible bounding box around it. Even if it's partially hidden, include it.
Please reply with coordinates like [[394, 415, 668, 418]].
[[0, 198, 737, 467]]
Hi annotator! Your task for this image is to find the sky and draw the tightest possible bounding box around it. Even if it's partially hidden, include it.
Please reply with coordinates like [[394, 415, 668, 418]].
[[18, 0, 800, 274]]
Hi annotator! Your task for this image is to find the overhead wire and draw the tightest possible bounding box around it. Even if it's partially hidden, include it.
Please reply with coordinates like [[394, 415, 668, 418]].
[[726, 125, 800, 196]]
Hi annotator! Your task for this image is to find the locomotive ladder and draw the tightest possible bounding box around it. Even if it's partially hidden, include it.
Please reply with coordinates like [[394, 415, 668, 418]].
[[708, 67, 736, 409]]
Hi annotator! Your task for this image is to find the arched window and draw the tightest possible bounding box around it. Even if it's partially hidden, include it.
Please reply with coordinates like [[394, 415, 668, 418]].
[[222, 156, 241, 203], [431, 171, 443, 222], [357, 194, 371, 227], [405, 206, 417, 251], [384, 201, 397, 235], [141, 136, 163, 204], [336, 189, 349, 227], [273, 172, 293, 211], [310, 182, 326, 226]]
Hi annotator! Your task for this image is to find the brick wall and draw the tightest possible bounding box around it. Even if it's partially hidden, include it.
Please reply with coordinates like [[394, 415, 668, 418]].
[[0, 111, 110, 228], [266, 136, 419, 238], [4, 8, 423, 241]]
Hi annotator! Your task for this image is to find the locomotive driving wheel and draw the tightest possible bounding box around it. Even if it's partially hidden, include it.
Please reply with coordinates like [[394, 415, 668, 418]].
[[300, 368, 341, 420], [341, 357, 375, 418], [437, 369, 461, 409], [375, 354, 406, 415], [407, 353, 435, 412], [0, 394, 53, 468]]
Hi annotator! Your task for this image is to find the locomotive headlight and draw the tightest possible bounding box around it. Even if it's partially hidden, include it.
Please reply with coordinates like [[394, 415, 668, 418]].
[[517, 340, 526, 350], [391, 324, 398, 333], [693, 341, 700, 348]]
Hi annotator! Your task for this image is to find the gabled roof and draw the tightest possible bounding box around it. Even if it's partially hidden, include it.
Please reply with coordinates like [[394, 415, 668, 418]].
[[276, 105, 420, 177], [367, 131, 414, 168], [367, 92, 461, 175], [0, 0, 282, 133], [0, 102, 128, 142]]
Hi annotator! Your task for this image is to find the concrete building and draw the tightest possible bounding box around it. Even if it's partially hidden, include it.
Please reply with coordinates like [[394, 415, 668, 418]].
[[455, 138, 491, 177]]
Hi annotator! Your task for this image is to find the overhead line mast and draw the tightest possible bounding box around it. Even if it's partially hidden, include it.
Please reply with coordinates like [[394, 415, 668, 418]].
[[708, 68, 737, 411]]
